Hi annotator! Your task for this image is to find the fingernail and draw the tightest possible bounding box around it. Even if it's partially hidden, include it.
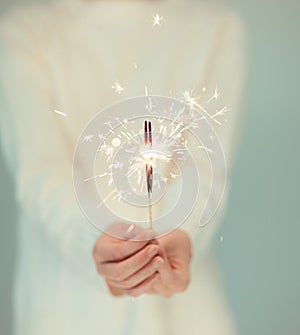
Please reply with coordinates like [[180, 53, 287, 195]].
[[152, 258, 164, 269], [147, 245, 159, 257]]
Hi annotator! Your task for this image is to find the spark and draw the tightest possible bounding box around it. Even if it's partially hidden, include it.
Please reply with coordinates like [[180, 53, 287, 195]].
[[182, 90, 212, 119], [82, 134, 95, 143], [112, 81, 124, 94], [95, 107, 220, 209], [134, 62, 138, 69], [98, 133, 106, 141], [97, 190, 116, 208], [206, 85, 221, 103], [112, 191, 124, 201], [211, 106, 230, 119], [152, 13, 163, 27], [100, 143, 113, 160], [210, 107, 230, 125], [220, 235, 224, 242], [53, 109, 67, 117], [182, 90, 200, 109], [198, 145, 213, 154], [108, 176, 114, 186], [182, 89, 229, 125], [111, 137, 121, 147], [84, 172, 107, 182], [126, 224, 135, 234], [104, 121, 116, 134], [110, 161, 124, 170]]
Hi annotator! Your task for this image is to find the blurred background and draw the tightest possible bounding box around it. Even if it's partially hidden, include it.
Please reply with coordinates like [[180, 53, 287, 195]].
[[0, 0, 299, 334]]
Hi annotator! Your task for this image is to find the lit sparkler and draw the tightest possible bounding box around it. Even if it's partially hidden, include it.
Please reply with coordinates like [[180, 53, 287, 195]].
[[74, 93, 228, 239], [144, 120, 153, 230]]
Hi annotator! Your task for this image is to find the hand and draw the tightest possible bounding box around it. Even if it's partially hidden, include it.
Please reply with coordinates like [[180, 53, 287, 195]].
[[92, 224, 192, 298], [148, 229, 192, 297], [92, 223, 163, 297]]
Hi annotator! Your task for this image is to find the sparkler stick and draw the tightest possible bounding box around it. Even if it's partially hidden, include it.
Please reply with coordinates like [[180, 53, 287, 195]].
[[144, 120, 153, 230]]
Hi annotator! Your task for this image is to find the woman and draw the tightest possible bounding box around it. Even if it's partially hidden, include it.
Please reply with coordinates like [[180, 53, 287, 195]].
[[0, 0, 246, 334]]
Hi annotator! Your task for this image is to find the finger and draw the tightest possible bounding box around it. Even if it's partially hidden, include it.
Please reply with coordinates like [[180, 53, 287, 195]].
[[107, 256, 164, 289], [146, 276, 170, 297], [94, 230, 155, 263], [98, 245, 160, 281], [123, 272, 160, 298], [157, 248, 190, 295], [105, 222, 155, 241], [156, 247, 175, 284]]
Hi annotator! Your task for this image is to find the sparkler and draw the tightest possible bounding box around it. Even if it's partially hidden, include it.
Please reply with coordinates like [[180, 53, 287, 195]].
[[73, 96, 228, 240], [71, 6, 229, 239], [144, 120, 153, 230]]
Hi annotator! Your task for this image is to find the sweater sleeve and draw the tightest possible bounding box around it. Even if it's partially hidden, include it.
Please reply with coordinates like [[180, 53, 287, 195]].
[[0, 8, 105, 289], [179, 11, 247, 263]]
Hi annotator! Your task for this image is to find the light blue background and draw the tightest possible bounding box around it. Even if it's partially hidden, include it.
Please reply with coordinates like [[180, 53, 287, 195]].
[[0, 0, 299, 334]]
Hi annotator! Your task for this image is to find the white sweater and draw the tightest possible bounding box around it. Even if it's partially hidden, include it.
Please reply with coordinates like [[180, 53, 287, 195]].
[[0, 1, 246, 334]]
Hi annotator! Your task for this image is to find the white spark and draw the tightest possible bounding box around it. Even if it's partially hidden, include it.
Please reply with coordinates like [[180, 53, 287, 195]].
[[98, 133, 106, 141], [211, 107, 230, 125], [82, 134, 95, 143], [83, 173, 107, 182], [100, 143, 114, 160], [198, 145, 213, 154], [170, 172, 179, 179], [220, 235, 224, 242], [126, 224, 135, 234], [112, 192, 123, 201], [206, 85, 221, 103], [108, 176, 114, 186], [97, 190, 116, 208], [134, 62, 138, 69], [112, 81, 124, 94], [110, 161, 124, 169], [152, 13, 163, 26], [182, 89, 229, 125], [182, 90, 200, 109], [111, 137, 121, 147], [53, 109, 67, 117]]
